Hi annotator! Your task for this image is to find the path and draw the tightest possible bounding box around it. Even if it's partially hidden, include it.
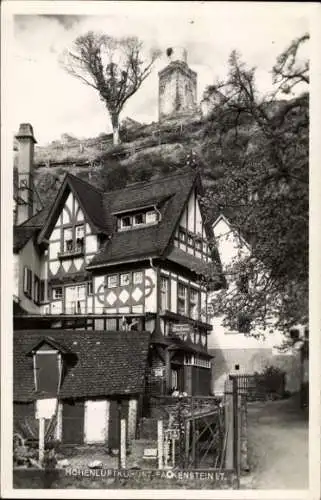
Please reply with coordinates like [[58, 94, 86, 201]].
[[245, 396, 308, 489]]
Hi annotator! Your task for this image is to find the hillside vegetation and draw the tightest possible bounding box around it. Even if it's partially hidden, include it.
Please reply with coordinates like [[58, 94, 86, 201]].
[[31, 111, 214, 204]]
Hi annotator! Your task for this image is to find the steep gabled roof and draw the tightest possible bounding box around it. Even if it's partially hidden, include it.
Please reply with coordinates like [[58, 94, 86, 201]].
[[87, 170, 197, 268], [26, 336, 71, 356], [16, 168, 219, 276], [37, 174, 109, 244], [14, 330, 150, 401], [13, 226, 40, 253], [19, 206, 51, 229], [212, 212, 253, 251]]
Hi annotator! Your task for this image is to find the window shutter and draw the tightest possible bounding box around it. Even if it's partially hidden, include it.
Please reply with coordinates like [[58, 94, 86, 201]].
[[40, 280, 45, 303], [34, 275, 40, 303], [23, 267, 28, 294], [27, 269, 32, 297]]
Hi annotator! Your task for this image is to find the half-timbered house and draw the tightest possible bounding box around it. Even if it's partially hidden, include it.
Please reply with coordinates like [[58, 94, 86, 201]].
[[13, 124, 221, 443]]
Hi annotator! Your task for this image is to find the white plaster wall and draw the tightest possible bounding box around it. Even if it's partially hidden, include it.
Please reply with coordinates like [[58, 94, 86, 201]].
[[195, 194, 202, 235], [86, 235, 98, 253], [209, 314, 286, 351], [16, 238, 45, 313], [84, 399, 108, 444], [94, 276, 105, 293], [128, 399, 138, 440], [170, 277, 177, 313], [49, 228, 60, 242], [210, 216, 289, 351], [178, 189, 203, 235], [62, 207, 71, 225], [51, 301, 63, 314], [76, 208, 84, 222], [187, 189, 195, 232], [213, 217, 250, 271], [49, 241, 60, 260], [65, 192, 73, 215]]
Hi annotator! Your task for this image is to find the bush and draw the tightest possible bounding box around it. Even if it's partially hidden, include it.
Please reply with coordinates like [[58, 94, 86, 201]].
[[253, 365, 286, 399]]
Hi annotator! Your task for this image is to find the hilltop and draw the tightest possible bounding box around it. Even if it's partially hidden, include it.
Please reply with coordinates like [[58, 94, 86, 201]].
[[28, 111, 217, 205], [14, 97, 292, 207]]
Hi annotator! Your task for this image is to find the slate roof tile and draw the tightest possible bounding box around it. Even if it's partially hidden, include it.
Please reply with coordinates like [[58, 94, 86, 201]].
[[15, 169, 221, 278], [14, 330, 150, 401], [88, 170, 196, 267], [13, 226, 39, 253]]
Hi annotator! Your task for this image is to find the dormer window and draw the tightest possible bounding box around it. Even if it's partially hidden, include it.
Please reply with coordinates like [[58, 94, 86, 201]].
[[133, 213, 145, 226], [28, 338, 68, 398], [121, 216, 132, 230], [146, 211, 157, 224], [117, 208, 158, 231]]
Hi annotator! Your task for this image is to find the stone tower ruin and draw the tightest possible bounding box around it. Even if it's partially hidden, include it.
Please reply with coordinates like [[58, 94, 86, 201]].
[[158, 47, 197, 120]]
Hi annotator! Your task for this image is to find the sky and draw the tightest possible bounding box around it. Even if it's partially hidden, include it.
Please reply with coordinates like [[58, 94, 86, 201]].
[[8, 2, 311, 145]]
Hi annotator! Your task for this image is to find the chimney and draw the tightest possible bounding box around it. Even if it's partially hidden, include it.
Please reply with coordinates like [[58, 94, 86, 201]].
[[15, 123, 37, 225]]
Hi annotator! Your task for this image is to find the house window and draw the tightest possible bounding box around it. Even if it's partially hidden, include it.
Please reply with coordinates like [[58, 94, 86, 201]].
[[121, 216, 132, 230], [187, 234, 194, 246], [107, 275, 118, 288], [75, 225, 85, 252], [133, 213, 145, 226], [146, 211, 157, 224], [87, 282, 93, 295], [177, 283, 187, 316], [120, 273, 130, 286], [189, 288, 199, 320], [65, 285, 86, 314], [195, 238, 202, 251], [34, 350, 61, 395], [133, 271, 143, 285], [23, 267, 33, 298], [105, 317, 117, 330], [39, 280, 46, 303], [34, 275, 40, 303], [52, 287, 63, 300], [184, 354, 195, 365], [179, 228, 186, 242], [160, 277, 169, 311], [63, 228, 73, 252]]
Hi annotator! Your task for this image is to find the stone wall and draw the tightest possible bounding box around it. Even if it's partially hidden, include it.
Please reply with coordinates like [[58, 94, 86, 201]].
[[210, 347, 301, 395], [159, 62, 197, 120]]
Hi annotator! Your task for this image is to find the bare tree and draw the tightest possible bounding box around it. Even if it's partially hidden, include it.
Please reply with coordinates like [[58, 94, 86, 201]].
[[272, 33, 309, 95], [61, 32, 160, 145]]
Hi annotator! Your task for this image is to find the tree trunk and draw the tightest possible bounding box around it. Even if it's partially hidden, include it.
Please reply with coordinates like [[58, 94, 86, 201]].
[[111, 113, 120, 145]]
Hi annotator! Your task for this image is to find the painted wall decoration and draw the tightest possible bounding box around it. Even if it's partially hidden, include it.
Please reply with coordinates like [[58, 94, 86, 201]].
[[93, 269, 156, 314]]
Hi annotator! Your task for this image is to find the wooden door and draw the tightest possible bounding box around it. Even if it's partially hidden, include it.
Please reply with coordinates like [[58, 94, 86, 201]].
[[62, 401, 84, 444]]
